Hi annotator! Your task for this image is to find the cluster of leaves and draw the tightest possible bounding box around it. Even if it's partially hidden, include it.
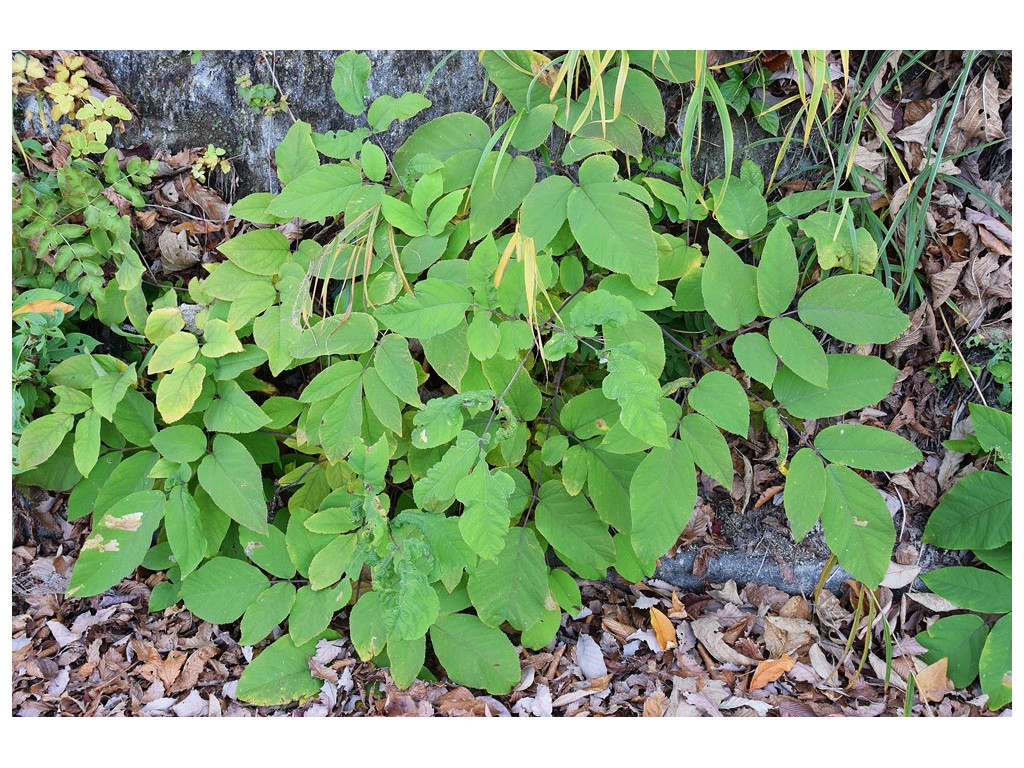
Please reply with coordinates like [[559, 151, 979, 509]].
[[235, 72, 289, 116], [17, 51, 969, 705], [917, 403, 1011, 710], [191, 144, 232, 183]]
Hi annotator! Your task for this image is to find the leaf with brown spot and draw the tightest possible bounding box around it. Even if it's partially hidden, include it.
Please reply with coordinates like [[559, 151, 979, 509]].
[[649, 607, 676, 650], [749, 653, 796, 691]]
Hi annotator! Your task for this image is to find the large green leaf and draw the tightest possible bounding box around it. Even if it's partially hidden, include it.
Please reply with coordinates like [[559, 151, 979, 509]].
[[814, 424, 922, 472], [368, 92, 431, 133], [253, 306, 298, 377], [238, 524, 296, 580], [821, 465, 895, 588], [773, 354, 898, 419], [155, 362, 205, 423], [519, 175, 573, 251], [180, 557, 270, 623], [678, 413, 733, 489], [979, 613, 1012, 710], [917, 613, 988, 689], [709, 176, 766, 239], [392, 112, 491, 185], [65, 490, 165, 598], [374, 334, 422, 407], [197, 434, 268, 535], [922, 470, 1011, 551], [375, 279, 472, 339], [757, 220, 798, 317], [784, 449, 826, 542], [601, 347, 668, 447], [430, 612, 520, 694], [732, 332, 778, 387], [687, 370, 749, 437], [236, 634, 324, 705], [629, 439, 696, 561], [381, 566, 439, 642], [239, 582, 297, 646], [535, 481, 615, 579], [73, 409, 101, 477], [204, 379, 271, 434], [413, 431, 480, 511], [387, 633, 426, 690], [568, 181, 658, 295], [350, 590, 389, 660], [164, 486, 207, 579], [290, 582, 350, 645], [768, 317, 828, 388], [217, 230, 291, 277], [91, 364, 136, 420], [289, 313, 378, 358], [469, 153, 536, 241], [147, 332, 198, 374], [456, 463, 515, 560], [275, 120, 319, 185], [307, 533, 358, 591], [331, 50, 370, 115], [467, 527, 548, 630], [150, 424, 206, 464], [18, 413, 74, 470], [797, 274, 910, 344], [585, 449, 641, 532], [266, 165, 363, 221], [968, 403, 1012, 461], [702, 234, 760, 331], [921, 567, 1012, 614]]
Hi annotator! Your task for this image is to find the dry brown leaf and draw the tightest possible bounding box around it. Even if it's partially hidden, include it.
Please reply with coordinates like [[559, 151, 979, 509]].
[[643, 690, 668, 717], [914, 657, 952, 703], [649, 607, 677, 650], [13, 300, 75, 318], [779, 595, 812, 621], [669, 590, 688, 619], [158, 227, 201, 272], [691, 617, 759, 666], [763, 615, 818, 658]]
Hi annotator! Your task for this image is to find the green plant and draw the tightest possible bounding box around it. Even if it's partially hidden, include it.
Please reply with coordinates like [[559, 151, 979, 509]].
[[24, 51, 928, 704], [235, 72, 289, 115], [917, 403, 1011, 710], [191, 144, 232, 183]]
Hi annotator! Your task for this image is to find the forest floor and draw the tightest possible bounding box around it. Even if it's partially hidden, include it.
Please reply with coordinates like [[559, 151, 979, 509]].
[[11, 50, 1012, 717]]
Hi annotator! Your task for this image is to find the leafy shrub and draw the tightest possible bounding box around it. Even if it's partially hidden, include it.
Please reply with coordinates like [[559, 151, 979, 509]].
[[918, 403, 1011, 710], [18, 51, 932, 703]]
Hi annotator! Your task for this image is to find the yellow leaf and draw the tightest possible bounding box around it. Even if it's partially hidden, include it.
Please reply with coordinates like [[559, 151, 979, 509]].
[[13, 300, 75, 318], [649, 607, 677, 650], [749, 653, 796, 691]]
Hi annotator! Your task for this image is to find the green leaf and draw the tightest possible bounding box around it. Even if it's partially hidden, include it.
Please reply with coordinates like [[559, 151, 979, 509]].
[[91, 365, 136, 420], [267, 165, 363, 222], [181, 556, 270, 623], [784, 449, 826, 542], [93, 450, 158, 516], [773, 354, 898, 419], [917, 614, 988, 689], [253, 306, 298, 376], [602, 347, 668, 447], [229, 193, 292, 225], [350, 591, 389, 660], [240, 582, 297, 646], [375, 279, 471, 339], [392, 112, 491, 186], [585, 449, 641, 532], [605, 66, 665, 134], [359, 141, 387, 182], [73, 409, 101, 477], [290, 582, 350, 645], [113, 388, 158, 446], [968, 403, 1012, 462], [456, 463, 514, 560], [236, 634, 323, 706], [411, 396, 466, 449], [307, 533, 358, 591], [239, 524, 296, 580], [733, 332, 778, 387], [290, 313, 378, 358], [630, 439, 696, 561], [382, 567, 438, 642], [468, 153, 536, 241], [381, 194, 426, 236], [979, 613, 1012, 710], [318, 381, 364, 462], [332, 50, 371, 115], [299, 360, 363, 404], [275, 120, 320, 185], [510, 103, 557, 151], [815, 424, 922, 472], [520, 607, 561, 651], [535, 481, 615, 580], [467, 314, 501, 361], [148, 332, 198, 374], [821, 465, 895, 589], [921, 567, 1011, 614], [467, 527, 548, 630], [217, 230, 290, 277], [18, 413, 74, 469], [678, 413, 733, 489], [164, 486, 207, 579], [520, 175, 573, 251], [709, 175, 767, 239], [797, 274, 910, 344], [413, 431, 480, 511], [144, 307, 185, 343], [65, 490, 165, 599], [568, 182, 658, 294], [197, 434, 268, 535], [768, 317, 828, 388], [974, 544, 1012, 578], [800, 210, 879, 274], [387, 633, 426, 689], [368, 92, 431, 133], [430, 613, 520, 695], [643, 176, 705, 222], [204, 379, 271, 434], [427, 189, 466, 236], [150, 424, 207, 463], [702, 234, 760, 331], [548, 569, 583, 615], [776, 190, 868, 218], [374, 334, 422, 406], [421, 319, 470, 389], [687, 370, 749, 437], [922, 470, 1011, 551]]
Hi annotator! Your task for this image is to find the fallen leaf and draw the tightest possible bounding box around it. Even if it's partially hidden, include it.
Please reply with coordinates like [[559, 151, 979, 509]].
[[914, 657, 952, 703], [13, 300, 75, 318], [649, 607, 677, 650], [763, 616, 818, 657], [643, 690, 668, 717], [575, 633, 608, 680], [691, 617, 760, 666], [749, 654, 796, 691]]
